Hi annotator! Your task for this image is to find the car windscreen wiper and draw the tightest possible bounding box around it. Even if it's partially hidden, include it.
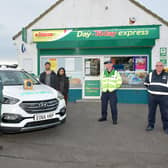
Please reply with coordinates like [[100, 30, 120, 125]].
[[4, 83, 24, 86]]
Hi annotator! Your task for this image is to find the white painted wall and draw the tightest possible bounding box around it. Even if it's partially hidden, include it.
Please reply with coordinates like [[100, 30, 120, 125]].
[[13, 0, 168, 74], [14, 35, 38, 74]]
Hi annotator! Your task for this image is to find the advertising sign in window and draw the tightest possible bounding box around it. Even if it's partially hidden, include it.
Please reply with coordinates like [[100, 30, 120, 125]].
[[85, 80, 100, 96], [134, 56, 147, 71], [120, 71, 147, 88]]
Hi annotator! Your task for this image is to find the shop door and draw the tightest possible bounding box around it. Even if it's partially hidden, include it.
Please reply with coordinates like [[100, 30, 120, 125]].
[[83, 57, 103, 99]]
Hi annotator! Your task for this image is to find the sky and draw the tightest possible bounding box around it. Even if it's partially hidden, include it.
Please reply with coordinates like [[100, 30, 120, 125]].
[[0, 0, 168, 64]]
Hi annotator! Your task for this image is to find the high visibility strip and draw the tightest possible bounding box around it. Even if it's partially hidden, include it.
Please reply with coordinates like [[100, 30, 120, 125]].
[[144, 82, 149, 86], [148, 90, 168, 95], [150, 82, 168, 88]]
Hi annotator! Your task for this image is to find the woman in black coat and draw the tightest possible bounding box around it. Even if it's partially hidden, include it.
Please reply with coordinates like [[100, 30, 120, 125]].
[[56, 67, 69, 104]]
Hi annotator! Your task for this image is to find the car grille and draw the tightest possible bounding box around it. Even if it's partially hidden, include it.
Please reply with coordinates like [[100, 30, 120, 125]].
[[24, 118, 60, 128], [20, 99, 59, 114]]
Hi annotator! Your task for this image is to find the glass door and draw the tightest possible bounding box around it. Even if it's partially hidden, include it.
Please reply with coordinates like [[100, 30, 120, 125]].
[[83, 57, 102, 99]]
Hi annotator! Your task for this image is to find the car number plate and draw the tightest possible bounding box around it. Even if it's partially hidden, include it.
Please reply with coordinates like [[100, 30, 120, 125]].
[[34, 112, 55, 121]]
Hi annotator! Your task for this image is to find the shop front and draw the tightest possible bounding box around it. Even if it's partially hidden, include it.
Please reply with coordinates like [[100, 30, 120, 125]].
[[33, 25, 160, 103]]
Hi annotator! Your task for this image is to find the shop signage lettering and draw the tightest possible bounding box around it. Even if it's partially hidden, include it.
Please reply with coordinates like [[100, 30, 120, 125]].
[[32, 30, 72, 42], [35, 32, 54, 37], [118, 30, 149, 37], [94, 31, 117, 37], [77, 31, 92, 38], [76, 30, 149, 39], [33, 26, 159, 42]]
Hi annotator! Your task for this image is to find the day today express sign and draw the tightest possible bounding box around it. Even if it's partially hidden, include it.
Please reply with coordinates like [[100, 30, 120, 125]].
[[32, 26, 159, 42]]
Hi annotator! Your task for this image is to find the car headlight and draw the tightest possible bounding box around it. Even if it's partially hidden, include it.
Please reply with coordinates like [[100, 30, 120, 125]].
[[57, 91, 64, 100], [58, 107, 66, 116], [2, 113, 23, 123], [2, 96, 20, 104]]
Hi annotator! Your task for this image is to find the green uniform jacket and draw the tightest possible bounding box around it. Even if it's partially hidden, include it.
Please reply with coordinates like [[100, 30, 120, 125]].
[[100, 69, 122, 92]]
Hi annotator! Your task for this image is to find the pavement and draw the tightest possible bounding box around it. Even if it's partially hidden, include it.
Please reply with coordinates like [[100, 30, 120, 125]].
[[0, 102, 168, 168]]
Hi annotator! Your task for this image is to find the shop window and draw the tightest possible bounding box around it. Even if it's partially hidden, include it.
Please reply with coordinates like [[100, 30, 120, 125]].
[[105, 56, 148, 88], [84, 58, 100, 76], [40, 56, 83, 89]]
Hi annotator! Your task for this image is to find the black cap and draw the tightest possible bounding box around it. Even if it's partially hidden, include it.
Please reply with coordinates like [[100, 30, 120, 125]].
[[45, 61, 51, 65], [104, 61, 112, 65]]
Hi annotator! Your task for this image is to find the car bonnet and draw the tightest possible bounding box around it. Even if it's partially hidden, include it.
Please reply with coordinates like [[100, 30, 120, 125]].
[[3, 84, 58, 101]]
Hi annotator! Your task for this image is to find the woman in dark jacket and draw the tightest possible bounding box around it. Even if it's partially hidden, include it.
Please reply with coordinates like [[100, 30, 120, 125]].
[[56, 67, 69, 104]]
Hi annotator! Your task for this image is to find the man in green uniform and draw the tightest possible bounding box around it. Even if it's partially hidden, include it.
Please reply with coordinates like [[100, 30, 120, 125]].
[[98, 61, 122, 124]]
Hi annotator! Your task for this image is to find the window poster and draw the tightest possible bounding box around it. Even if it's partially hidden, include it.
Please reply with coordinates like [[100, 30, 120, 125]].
[[120, 71, 147, 88], [48, 58, 57, 71], [134, 56, 147, 71]]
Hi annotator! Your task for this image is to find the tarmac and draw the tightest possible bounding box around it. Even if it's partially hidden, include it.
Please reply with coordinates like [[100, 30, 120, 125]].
[[0, 102, 168, 168]]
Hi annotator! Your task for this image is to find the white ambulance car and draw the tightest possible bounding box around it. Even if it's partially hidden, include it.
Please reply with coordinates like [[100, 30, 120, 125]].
[[0, 66, 66, 133]]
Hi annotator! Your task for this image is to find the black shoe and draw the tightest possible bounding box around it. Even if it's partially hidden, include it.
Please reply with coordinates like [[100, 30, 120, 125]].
[[98, 118, 107, 122], [113, 121, 118, 125], [146, 125, 154, 131]]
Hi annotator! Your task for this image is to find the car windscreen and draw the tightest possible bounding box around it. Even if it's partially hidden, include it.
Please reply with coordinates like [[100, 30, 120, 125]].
[[0, 70, 40, 86]]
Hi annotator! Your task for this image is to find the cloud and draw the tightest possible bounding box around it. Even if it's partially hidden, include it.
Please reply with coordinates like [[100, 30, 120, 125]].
[[0, 0, 57, 34], [0, 33, 16, 62], [138, 0, 168, 21], [0, 0, 57, 62]]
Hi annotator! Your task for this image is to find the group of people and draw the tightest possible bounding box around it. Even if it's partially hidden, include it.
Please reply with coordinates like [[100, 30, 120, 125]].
[[99, 60, 168, 135], [40, 60, 168, 134], [40, 62, 69, 104]]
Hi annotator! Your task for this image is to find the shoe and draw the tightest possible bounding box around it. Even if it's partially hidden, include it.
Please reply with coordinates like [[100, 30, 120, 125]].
[[98, 118, 107, 122], [145, 125, 154, 131], [113, 121, 118, 125], [164, 129, 168, 134]]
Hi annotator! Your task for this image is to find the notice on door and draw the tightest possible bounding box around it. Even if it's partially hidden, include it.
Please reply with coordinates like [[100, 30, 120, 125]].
[[85, 80, 100, 96]]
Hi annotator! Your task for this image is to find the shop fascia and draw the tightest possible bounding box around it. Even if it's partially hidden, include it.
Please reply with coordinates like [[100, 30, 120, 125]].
[[32, 25, 160, 42]]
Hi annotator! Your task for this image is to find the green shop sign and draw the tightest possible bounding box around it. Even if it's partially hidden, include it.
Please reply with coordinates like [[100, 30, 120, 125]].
[[33, 25, 160, 42], [160, 59, 167, 66], [65, 28, 159, 41], [85, 80, 100, 96], [160, 48, 167, 57]]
